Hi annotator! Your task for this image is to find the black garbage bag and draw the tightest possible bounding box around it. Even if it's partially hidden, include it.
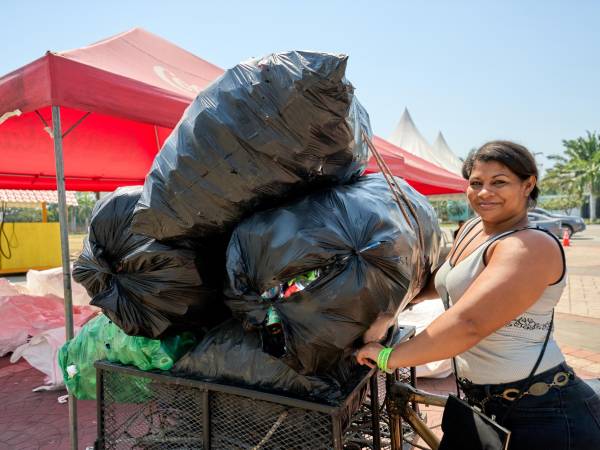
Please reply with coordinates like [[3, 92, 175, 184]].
[[72, 186, 227, 339], [132, 50, 372, 241], [173, 319, 343, 402], [224, 173, 441, 375]]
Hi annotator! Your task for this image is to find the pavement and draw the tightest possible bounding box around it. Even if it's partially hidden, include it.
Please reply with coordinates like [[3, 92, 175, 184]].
[[0, 226, 598, 449]]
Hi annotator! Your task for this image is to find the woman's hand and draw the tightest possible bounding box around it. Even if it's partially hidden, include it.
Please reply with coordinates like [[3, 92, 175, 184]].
[[363, 314, 395, 343], [355, 342, 384, 368]]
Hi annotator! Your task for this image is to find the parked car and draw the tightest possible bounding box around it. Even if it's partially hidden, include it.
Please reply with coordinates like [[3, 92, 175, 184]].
[[530, 207, 586, 237], [527, 212, 562, 238]]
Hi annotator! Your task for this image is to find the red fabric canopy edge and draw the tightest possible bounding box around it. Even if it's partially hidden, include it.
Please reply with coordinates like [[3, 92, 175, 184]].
[[0, 28, 223, 128], [366, 136, 467, 195]]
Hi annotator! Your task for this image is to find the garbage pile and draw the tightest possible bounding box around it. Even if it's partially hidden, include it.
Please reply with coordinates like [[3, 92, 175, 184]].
[[222, 174, 440, 379], [63, 50, 440, 402]]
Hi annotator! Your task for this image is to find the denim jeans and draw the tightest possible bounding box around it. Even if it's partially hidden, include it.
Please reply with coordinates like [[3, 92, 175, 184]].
[[476, 363, 600, 450]]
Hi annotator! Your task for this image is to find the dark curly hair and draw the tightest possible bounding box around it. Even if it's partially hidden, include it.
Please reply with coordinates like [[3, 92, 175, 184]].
[[462, 140, 539, 207]]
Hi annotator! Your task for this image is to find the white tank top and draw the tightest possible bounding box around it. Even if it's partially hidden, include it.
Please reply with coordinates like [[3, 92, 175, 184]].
[[434, 219, 566, 384]]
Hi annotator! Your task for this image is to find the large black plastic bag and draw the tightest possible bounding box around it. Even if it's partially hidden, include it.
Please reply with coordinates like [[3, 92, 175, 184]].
[[173, 319, 342, 402], [224, 173, 441, 375], [132, 50, 372, 241], [73, 186, 225, 339]]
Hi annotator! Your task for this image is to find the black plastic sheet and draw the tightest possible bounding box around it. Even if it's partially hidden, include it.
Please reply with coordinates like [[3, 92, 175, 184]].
[[73, 187, 227, 339], [132, 50, 372, 241], [224, 174, 441, 375], [173, 319, 342, 402]]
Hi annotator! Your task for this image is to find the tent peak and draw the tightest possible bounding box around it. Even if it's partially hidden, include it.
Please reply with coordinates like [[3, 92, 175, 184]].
[[432, 131, 464, 174], [399, 107, 415, 126], [434, 131, 448, 145], [390, 107, 428, 147]]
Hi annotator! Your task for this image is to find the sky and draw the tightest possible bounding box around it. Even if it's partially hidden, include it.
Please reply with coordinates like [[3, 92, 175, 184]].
[[3, 1, 599, 172]]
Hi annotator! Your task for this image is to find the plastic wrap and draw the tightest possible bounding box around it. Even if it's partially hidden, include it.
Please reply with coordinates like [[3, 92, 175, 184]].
[[58, 314, 197, 400], [0, 294, 96, 356], [26, 267, 91, 306], [173, 319, 341, 401], [10, 326, 79, 389], [72, 186, 227, 338], [225, 174, 441, 375], [132, 50, 372, 241]]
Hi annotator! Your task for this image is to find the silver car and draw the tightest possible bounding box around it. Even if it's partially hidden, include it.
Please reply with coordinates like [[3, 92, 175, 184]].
[[530, 207, 586, 237], [527, 212, 562, 238]]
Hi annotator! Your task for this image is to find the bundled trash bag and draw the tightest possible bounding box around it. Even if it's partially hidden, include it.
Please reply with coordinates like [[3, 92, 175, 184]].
[[132, 50, 372, 241], [173, 319, 342, 402], [73, 186, 226, 339], [58, 314, 196, 400], [225, 173, 441, 375]]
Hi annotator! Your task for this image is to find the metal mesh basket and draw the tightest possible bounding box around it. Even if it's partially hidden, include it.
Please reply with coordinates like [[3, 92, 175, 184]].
[[96, 325, 417, 450], [96, 363, 372, 450]]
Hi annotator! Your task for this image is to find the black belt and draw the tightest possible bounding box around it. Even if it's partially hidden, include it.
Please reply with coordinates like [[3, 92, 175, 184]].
[[460, 362, 574, 407]]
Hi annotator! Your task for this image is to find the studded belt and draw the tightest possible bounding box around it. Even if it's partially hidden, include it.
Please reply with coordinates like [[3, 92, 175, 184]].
[[460, 366, 575, 407], [498, 371, 573, 401]]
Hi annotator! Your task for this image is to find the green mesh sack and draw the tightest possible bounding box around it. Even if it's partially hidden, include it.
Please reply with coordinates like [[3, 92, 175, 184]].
[[58, 314, 196, 400]]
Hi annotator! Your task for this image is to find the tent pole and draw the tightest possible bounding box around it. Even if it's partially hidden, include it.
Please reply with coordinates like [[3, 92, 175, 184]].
[[52, 105, 78, 450]]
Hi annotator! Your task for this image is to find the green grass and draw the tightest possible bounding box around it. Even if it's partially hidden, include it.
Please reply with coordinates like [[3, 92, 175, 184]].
[[68, 233, 87, 260]]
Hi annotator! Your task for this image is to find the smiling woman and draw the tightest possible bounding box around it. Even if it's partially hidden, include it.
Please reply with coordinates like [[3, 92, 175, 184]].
[[356, 141, 600, 450], [464, 141, 539, 224]]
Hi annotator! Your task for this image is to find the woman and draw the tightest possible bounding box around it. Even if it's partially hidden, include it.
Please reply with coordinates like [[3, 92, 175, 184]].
[[356, 141, 600, 449]]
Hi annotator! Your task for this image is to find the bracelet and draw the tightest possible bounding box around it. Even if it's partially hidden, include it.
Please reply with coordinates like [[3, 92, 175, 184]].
[[377, 347, 394, 373]]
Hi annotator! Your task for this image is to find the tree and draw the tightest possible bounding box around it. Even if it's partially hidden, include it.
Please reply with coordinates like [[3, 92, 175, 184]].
[[67, 192, 97, 233], [539, 196, 581, 215], [544, 131, 600, 219]]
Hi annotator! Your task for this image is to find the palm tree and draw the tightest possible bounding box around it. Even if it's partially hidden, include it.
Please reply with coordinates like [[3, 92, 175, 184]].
[[545, 131, 600, 220]]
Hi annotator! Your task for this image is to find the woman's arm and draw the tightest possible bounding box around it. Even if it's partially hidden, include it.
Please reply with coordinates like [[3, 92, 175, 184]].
[[356, 230, 563, 370]]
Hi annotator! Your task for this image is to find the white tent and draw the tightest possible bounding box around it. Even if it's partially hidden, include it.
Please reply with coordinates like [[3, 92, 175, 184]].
[[389, 108, 462, 175], [432, 132, 464, 175]]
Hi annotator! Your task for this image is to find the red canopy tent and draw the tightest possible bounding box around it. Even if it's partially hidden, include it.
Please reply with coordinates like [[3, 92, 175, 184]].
[[0, 28, 222, 191], [367, 136, 467, 195]]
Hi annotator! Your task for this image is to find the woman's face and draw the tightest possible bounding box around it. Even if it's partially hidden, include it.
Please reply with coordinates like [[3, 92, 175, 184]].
[[467, 160, 535, 223]]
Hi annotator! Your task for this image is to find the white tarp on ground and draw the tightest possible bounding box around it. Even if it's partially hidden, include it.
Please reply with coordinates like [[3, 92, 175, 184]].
[[389, 108, 462, 176], [0, 278, 26, 296], [432, 132, 464, 175], [1, 274, 97, 390], [10, 326, 82, 390], [397, 298, 452, 378], [0, 293, 96, 357], [26, 267, 91, 306]]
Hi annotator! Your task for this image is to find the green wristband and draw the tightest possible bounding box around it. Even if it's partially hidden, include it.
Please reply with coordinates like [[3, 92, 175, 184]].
[[377, 347, 393, 373]]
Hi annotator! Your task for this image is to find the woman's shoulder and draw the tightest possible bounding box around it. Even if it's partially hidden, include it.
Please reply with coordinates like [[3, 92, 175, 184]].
[[487, 228, 564, 282], [502, 227, 560, 248]]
